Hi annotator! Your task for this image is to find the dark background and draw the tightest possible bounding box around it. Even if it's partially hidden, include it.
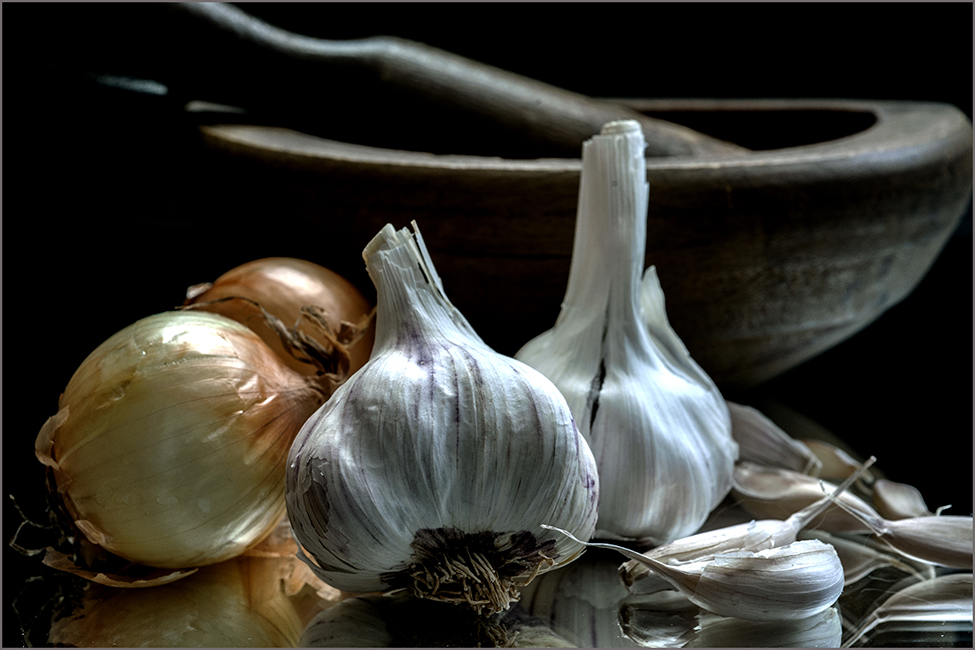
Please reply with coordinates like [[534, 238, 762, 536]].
[[3, 2, 972, 646]]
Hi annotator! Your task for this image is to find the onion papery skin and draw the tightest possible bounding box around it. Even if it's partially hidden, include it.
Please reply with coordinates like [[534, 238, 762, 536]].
[[36, 311, 327, 570], [185, 257, 375, 376]]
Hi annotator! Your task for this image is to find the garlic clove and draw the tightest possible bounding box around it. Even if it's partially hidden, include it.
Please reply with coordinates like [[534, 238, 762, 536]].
[[516, 120, 737, 545], [732, 461, 876, 533], [871, 478, 934, 520], [800, 438, 875, 484], [727, 401, 821, 475], [286, 221, 599, 615], [617, 456, 876, 593], [825, 493, 973, 570], [647, 539, 846, 621]]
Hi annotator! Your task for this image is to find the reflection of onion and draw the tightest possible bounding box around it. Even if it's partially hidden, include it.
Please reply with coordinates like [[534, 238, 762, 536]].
[[185, 257, 375, 376], [48, 555, 329, 647]]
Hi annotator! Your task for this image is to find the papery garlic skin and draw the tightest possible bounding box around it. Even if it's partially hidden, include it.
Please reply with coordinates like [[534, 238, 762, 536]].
[[36, 311, 326, 569], [286, 222, 599, 615], [516, 120, 737, 544]]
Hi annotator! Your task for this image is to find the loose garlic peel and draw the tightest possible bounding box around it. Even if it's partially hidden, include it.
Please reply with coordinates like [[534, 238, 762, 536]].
[[516, 120, 737, 545], [285, 221, 599, 615], [35, 311, 328, 571]]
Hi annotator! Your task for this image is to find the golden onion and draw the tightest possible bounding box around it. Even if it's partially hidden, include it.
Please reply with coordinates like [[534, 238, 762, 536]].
[[184, 257, 376, 377], [35, 310, 328, 570]]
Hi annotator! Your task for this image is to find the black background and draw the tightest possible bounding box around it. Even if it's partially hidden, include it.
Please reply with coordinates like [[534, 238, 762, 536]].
[[3, 2, 972, 646]]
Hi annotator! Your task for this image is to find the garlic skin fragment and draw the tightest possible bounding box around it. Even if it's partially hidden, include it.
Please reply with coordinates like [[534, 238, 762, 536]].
[[516, 120, 737, 544], [285, 222, 599, 615], [35, 311, 326, 570]]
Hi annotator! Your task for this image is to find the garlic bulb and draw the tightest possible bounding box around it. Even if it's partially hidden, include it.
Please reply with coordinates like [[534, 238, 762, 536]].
[[286, 222, 599, 615], [35, 311, 328, 570], [515, 120, 737, 544]]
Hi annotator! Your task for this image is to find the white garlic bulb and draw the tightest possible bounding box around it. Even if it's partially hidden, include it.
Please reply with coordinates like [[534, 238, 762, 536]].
[[515, 120, 737, 544], [285, 222, 599, 615]]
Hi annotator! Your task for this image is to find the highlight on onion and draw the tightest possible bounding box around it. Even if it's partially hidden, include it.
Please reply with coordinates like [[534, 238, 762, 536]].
[[184, 257, 376, 378], [35, 310, 331, 577]]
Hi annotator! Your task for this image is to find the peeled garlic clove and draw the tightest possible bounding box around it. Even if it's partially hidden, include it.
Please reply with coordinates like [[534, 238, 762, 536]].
[[35, 311, 328, 570], [732, 462, 876, 533], [727, 401, 821, 475], [286, 222, 599, 615], [516, 120, 737, 544], [871, 478, 934, 519]]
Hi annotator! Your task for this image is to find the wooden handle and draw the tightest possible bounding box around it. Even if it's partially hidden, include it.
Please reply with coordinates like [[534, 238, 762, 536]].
[[45, 3, 746, 157]]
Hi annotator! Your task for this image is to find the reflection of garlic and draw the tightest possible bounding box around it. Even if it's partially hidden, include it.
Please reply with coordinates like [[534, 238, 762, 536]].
[[286, 222, 599, 615], [518, 548, 696, 647], [683, 606, 842, 648], [299, 592, 575, 648], [516, 120, 737, 544]]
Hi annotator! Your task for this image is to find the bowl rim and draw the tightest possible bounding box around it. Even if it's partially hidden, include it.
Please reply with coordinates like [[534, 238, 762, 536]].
[[197, 98, 973, 175]]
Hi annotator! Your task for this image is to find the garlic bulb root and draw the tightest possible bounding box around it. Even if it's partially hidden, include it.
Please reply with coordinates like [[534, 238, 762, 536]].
[[387, 528, 557, 614]]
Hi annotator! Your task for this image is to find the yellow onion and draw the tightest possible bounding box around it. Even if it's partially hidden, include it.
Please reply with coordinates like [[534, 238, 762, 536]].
[[184, 257, 376, 377], [35, 310, 329, 571]]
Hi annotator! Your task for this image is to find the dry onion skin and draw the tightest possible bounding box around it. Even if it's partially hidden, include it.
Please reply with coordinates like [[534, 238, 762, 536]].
[[184, 257, 376, 377], [35, 310, 329, 572]]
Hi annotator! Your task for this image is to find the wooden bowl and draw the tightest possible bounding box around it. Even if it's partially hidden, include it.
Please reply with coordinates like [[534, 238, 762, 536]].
[[195, 98, 972, 389]]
